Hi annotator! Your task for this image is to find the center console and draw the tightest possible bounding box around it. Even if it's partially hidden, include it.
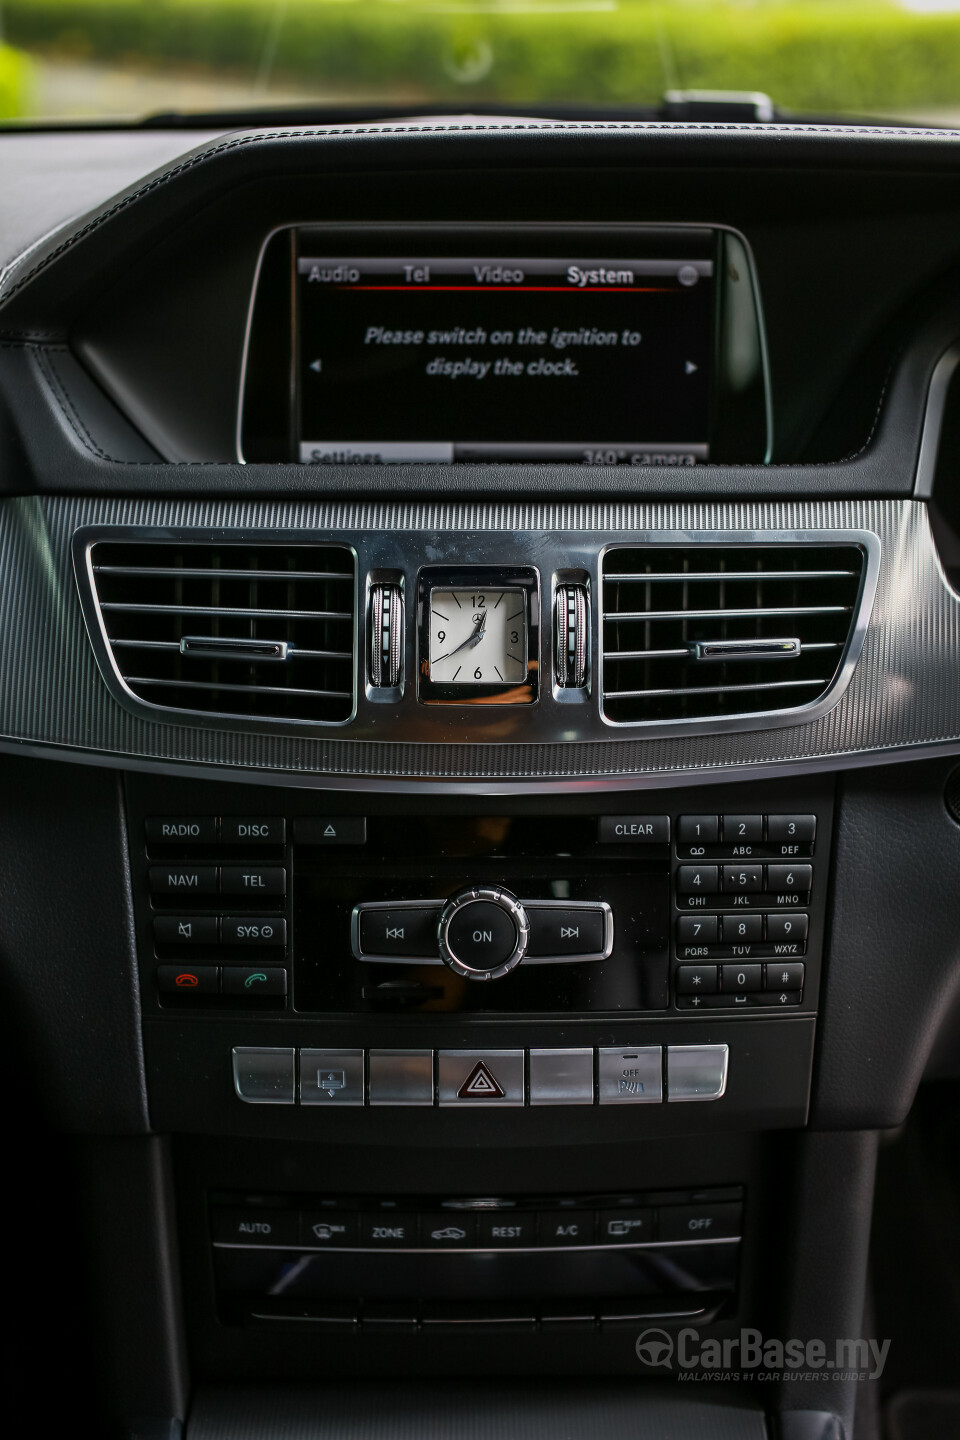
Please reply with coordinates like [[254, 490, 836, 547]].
[[126, 770, 828, 1370]]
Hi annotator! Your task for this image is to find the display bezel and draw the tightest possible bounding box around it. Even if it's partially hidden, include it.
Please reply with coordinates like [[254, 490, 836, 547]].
[[417, 566, 539, 706], [238, 222, 772, 466]]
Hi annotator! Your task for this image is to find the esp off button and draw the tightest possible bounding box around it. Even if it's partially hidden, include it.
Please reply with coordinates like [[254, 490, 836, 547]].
[[659, 1202, 742, 1242], [598, 816, 670, 844]]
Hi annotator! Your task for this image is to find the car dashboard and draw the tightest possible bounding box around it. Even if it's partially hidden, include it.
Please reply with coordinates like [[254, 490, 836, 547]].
[[3, 117, 960, 1440]]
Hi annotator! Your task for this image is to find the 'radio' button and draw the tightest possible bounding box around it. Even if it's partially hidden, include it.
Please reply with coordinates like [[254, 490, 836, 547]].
[[145, 816, 218, 844]]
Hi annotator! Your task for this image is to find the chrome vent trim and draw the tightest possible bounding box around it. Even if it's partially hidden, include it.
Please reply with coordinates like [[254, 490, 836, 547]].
[[600, 540, 870, 727], [86, 538, 357, 728]]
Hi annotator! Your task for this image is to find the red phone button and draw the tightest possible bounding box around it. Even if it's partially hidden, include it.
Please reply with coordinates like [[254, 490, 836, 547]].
[[157, 965, 219, 995]]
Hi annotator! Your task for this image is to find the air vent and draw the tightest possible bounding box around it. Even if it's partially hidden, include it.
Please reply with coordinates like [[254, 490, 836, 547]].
[[601, 543, 866, 726], [88, 540, 356, 725]]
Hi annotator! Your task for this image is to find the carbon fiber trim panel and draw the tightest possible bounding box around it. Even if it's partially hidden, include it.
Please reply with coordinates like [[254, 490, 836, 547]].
[[0, 495, 957, 784], [186, 1384, 767, 1440]]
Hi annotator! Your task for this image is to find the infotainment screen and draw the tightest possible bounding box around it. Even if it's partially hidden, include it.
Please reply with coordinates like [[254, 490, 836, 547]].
[[240, 226, 770, 466]]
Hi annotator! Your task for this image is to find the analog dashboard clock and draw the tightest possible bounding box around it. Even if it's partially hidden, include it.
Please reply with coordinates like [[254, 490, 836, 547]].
[[418, 567, 539, 705]]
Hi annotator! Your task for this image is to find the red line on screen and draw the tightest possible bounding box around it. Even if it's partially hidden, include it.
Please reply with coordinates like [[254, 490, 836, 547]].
[[337, 285, 675, 293]]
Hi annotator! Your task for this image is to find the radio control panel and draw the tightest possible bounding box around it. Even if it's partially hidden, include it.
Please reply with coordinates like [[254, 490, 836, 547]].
[[127, 775, 832, 1024]]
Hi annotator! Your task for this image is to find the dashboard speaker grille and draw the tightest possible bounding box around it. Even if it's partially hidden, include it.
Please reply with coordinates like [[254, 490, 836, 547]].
[[601, 543, 866, 725], [89, 540, 356, 725]]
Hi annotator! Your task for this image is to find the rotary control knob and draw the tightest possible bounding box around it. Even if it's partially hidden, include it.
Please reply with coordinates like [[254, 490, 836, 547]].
[[437, 886, 530, 980]]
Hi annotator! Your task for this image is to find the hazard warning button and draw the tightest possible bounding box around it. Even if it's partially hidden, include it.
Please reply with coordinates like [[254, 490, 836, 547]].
[[438, 1051, 524, 1107]]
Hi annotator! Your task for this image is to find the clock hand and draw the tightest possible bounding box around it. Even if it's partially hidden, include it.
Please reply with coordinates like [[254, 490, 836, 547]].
[[446, 611, 487, 659]]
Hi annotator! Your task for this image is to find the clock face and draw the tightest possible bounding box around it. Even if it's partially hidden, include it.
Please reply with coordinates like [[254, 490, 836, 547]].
[[428, 587, 527, 685]]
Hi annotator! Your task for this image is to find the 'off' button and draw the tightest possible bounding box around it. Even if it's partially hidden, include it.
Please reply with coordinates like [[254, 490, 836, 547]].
[[659, 1202, 742, 1241]]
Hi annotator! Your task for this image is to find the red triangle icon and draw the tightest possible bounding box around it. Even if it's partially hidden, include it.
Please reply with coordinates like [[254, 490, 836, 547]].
[[458, 1061, 505, 1100]]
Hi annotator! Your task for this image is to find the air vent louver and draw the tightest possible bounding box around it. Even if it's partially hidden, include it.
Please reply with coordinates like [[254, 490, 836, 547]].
[[601, 544, 865, 725], [89, 541, 356, 725]]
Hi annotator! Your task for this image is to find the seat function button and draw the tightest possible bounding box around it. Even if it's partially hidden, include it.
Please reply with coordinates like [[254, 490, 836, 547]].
[[232, 1047, 295, 1104], [528, 1048, 594, 1105], [368, 1050, 434, 1106], [666, 1044, 729, 1102]]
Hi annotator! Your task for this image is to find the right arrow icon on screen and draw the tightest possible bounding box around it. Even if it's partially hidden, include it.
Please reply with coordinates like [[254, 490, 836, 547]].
[[685, 360, 698, 374]]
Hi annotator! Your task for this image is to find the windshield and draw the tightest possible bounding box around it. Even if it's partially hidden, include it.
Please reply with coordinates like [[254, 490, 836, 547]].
[[0, 1, 958, 126]]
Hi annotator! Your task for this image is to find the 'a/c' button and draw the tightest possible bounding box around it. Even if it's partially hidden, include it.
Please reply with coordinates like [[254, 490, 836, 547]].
[[539, 1211, 594, 1246]]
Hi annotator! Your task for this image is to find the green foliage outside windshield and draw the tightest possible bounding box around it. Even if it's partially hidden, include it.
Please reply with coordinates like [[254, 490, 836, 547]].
[[4, 1, 960, 119]]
